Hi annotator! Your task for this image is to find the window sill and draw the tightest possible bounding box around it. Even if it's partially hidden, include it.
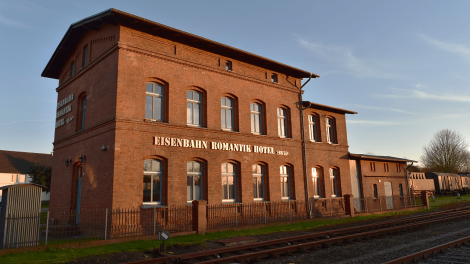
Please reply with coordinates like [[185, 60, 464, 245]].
[[251, 132, 266, 136], [144, 119, 166, 123], [221, 128, 238, 132], [141, 204, 166, 209], [222, 201, 239, 204], [281, 198, 295, 201], [187, 124, 206, 129], [73, 130, 84, 135], [310, 140, 322, 143]]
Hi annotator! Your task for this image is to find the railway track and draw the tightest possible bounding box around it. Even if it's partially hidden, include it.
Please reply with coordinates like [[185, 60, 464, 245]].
[[385, 235, 470, 264], [128, 206, 470, 264]]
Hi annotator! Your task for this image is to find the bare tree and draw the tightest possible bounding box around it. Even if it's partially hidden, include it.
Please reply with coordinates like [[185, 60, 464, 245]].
[[421, 129, 469, 173]]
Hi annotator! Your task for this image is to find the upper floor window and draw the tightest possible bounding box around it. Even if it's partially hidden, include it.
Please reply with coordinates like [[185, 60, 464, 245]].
[[253, 164, 265, 201], [82, 45, 88, 67], [226, 60, 232, 71], [271, 73, 278, 83], [221, 163, 236, 202], [187, 90, 202, 126], [330, 168, 339, 197], [250, 103, 263, 134], [312, 167, 322, 198], [384, 163, 389, 172], [280, 165, 290, 199], [396, 164, 402, 173], [308, 114, 319, 142], [143, 159, 162, 204], [187, 161, 203, 202], [221, 97, 233, 130], [373, 184, 378, 198], [146, 83, 164, 121], [70, 61, 75, 78], [277, 108, 288, 138], [77, 95, 86, 131], [370, 162, 376, 172], [326, 117, 337, 144]]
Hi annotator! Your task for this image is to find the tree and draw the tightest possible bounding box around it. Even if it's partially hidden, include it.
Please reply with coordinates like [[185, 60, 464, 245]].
[[421, 129, 469, 173], [29, 163, 51, 193]]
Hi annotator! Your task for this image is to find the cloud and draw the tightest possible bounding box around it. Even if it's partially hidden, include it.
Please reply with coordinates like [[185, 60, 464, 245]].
[[353, 105, 418, 115], [0, 13, 30, 28], [347, 120, 400, 125], [420, 34, 470, 60], [0, 120, 52, 125], [415, 84, 424, 89], [377, 90, 470, 103], [298, 38, 403, 79]]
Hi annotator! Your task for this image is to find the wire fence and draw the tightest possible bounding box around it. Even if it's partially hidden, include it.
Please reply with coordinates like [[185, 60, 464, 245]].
[[353, 195, 423, 214]]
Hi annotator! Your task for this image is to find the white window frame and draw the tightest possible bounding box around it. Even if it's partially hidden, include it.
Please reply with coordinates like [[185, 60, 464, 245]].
[[308, 115, 318, 142], [221, 97, 234, 131], [277, 108, 288, 138], [143, 159, 162, 205], [326, 117, 336, 144], [187, 90, 202, 126], [280, 165, 290, 199], [312, 168, 321, 198], [250, 103, 262, 134], [187, 161, 203, 203], [145, 83, 164, 121], [253, 164, 265, 201], [222, 163, 237, 202]]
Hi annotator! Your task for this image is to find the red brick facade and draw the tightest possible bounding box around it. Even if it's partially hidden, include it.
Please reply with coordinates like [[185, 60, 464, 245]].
[[44, 10, 359, 216]]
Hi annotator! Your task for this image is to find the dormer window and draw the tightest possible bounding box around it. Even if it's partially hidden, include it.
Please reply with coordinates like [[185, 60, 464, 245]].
[[271, 73, 278, 83], [225, 60, 232, 71]]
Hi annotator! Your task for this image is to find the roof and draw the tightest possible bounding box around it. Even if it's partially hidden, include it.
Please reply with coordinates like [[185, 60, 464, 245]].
[[426, 172, 461, 177], [0, 183, 46, 191], [0, 150, 52, 174], [302, 101, 357, 115], [349, 153, 417, 163], [42, 8, 320, 80]]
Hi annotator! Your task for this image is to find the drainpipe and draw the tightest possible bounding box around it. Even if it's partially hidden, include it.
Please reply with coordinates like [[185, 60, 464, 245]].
[[299, 73, 313, 217]]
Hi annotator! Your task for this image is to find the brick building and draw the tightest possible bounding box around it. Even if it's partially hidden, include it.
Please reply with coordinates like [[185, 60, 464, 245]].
[[42, 9, 358, 217]]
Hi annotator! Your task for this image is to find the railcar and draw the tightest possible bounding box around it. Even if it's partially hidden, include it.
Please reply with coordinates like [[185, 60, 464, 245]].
[[409, 172, 435, 196], [425, 172, 462, 195]]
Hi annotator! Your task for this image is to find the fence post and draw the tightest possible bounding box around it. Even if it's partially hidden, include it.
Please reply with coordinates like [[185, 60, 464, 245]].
[[153, 206, 156, 235], [104, 209, 108, 240], [330, 198, 332, 217], [235, 204, 238, 227], [289, 200, 291, 221], [264, 202, 266, 224], [45, 211, 50, 246], [192, 200, 207, 235], [365, 197, 368, 213], [379, 197, 382, 211]]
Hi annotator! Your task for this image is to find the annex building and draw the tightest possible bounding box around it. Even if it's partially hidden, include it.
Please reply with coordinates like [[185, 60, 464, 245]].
[[41, 9, 413, 220]]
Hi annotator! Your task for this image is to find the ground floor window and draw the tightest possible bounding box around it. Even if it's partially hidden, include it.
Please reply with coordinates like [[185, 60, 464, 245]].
[[187, 161, 202, 202], [253, 164, 264, 201], [222, 163, 236, 202], [312, 167, 322, 198], [330, 168, 338, 197], [280, 165, 290, 199], [143, 159, 162, 204]]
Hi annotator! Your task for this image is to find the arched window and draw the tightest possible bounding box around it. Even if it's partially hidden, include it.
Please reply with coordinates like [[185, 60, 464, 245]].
[[312, 167, 322, 198], [326, 117, 337, 144], [187, 161, 203, 202], [77, 94, 86, 132], [221, 97, 234, 130], [308, 115, 319, 142], [143, 159, 162, 204], [330, 168, 339, 197], [221, 163, 236, 202], [187, 90, 202, 126], [250, 103, 262, 134], [277, 108, 288, 137], [253, 164, 264, 201], [146, 83, 164, 121], [280, 165, 290, 199]]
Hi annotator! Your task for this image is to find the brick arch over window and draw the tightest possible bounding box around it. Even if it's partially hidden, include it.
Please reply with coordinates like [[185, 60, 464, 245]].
[[325, 116, 337, 144], [277, 105, 291, 138], [308, 112, 321, 142], [221, 93, 239, 132], [145, 78, 169, 122], [250, 100, 266, 135], [76, 92, 87, 132], [142, 156, 168, 205], [311, 165, 325, 198], [187, 87, 207, 127]]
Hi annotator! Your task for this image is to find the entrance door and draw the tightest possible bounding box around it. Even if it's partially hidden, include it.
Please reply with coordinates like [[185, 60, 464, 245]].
[[76, 166, 82, 224], [384, 182, 394, 209], [349, 160, 362, 211]]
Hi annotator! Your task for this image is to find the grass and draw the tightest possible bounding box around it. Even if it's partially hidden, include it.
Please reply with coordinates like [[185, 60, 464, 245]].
[[3, 196, 470, 263], [41, 202, 49, 209]]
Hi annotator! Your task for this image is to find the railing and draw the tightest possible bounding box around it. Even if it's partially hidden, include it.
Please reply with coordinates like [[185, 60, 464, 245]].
[[353, 195, 423, 214]]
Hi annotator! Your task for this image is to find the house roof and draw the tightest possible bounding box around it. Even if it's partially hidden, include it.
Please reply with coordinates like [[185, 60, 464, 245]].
[[302, 101, 357, 115], [349, 153, 417, 163], [42, 8, 320, 80], [427, 172, 461, 177], [0, 150, 52, 174]]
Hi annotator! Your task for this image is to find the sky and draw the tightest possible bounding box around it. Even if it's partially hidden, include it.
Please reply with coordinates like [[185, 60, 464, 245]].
[[1, 0, 470, 163]]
